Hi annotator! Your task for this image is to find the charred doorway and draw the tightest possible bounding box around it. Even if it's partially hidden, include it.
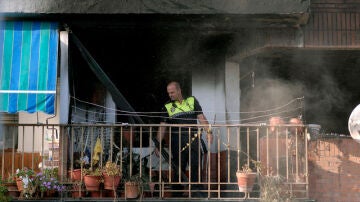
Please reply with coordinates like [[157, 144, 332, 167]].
[[67, 15, 231, 125]]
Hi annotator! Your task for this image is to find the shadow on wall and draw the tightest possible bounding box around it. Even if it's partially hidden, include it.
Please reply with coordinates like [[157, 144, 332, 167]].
[[308, 137, 360, 201]]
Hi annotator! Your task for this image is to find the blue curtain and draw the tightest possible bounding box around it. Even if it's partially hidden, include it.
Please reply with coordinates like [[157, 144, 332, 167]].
[[0, 21, 59, 114]]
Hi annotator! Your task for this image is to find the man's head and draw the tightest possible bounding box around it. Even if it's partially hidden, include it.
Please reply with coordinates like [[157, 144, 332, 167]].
[[289, 117, 303, 133], [167, 81, 183, 102], [269, 116, 285, 133]]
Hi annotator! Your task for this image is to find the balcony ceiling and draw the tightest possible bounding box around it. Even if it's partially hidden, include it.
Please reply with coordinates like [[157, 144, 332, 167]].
[[1, 0, 310, 30]]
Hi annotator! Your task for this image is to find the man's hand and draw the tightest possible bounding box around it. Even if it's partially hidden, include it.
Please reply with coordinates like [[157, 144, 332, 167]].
[[154, 147, 160, 157], [155, 123, 166, 157], [206, 129, 213, 144]]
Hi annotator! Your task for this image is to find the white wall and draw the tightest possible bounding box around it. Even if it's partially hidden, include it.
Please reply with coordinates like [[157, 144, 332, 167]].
[[225, 61, 241, 150], [59, 31, 70, 124], [18, 84, 61, 152], [192, 61, 241, 152], [17, 31, 70, 153], [192, 62, 226, 152]]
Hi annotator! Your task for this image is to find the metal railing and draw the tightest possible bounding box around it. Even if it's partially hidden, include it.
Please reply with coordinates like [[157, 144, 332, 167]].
[[0, 123, 309, 200]]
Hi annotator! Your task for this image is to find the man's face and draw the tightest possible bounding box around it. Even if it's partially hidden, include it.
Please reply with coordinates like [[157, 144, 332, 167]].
[[289, 118, 303, 133], [269, 116, 284, 133], [167, 84, 181, 101]]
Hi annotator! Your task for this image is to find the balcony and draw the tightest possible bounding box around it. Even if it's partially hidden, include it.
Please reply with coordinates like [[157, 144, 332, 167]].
[[0, 123, 309, 201]]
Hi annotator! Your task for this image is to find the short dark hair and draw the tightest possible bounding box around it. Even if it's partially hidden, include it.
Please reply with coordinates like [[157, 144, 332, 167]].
[[167, 81, 181, 90]]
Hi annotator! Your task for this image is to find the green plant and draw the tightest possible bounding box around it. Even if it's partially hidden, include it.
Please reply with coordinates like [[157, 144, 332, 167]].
[[82, 167, 102, 177], [71, 151, 90, 169], [15, 168, 37, 199], [237, 160, 262, 173], [238, 164, 253, 173], [35, 168, 65, 192], [104, 161, 121, 176], [122, 151, 150, 182], [127, 173, 148, 184], [15, 167, 35, 179], [259, 174, 292, 202], [0, 178, 10, 202], [0, 178, 8, 193], [0, 194, 11, 202]]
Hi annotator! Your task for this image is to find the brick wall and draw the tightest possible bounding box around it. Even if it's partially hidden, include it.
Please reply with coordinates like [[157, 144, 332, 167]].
[[308, 137, 360, 202]]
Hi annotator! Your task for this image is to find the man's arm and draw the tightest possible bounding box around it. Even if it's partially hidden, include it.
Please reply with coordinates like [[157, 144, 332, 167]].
[[157, 121, 167, 142], [197, 113, 213, 144], [154, 122, 167, 156], [197, 114, 209, 125]]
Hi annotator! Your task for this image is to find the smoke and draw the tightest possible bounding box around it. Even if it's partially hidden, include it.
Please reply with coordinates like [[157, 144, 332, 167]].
[[240, 52, 350, 134], [241, 76, 304, 124]]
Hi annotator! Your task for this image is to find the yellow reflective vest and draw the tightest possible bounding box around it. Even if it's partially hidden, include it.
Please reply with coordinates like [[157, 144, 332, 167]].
[[164, 96, 195, 117]]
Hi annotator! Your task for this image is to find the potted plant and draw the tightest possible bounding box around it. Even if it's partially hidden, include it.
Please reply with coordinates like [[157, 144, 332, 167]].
[[15, 167, 37, 198], [124, 174, 142, 199], [3, 173, 19, 198], [0, 178, 11, 202], [68, 152, 87, 182], [103, 161, 121, 196], [71, 181, 85, 198], [15, 167, 35, 192], [68, 153, 88, 198], [35, 168, 65, 198], [121, 150, 151, 199], [259, 174, 292, 202], [236, 164, 257, 196], [68, 168, 82, 182], [83, 167, 103, 192]]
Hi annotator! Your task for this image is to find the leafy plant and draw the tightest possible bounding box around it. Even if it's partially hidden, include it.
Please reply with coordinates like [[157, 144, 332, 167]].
[[15, 168, 37, 199], [82, 167, 102, 177], [0, 178, 10, 202], [15, 167, 35, 179], [35, 168, 65, 192], [0, 178, 8, 193], [259, 174, 292, 202], [237, 160, 262, 174], [122, 151, 150, 182], [72, 152, 89, 169], [104, 161, 121, 176], [238, 164, 253, 173]]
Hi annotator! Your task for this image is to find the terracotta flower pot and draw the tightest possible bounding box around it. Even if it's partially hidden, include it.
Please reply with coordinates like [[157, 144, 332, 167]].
[[5, 182, 19, 197], [72, 190, 86, 198], [72, 184, 85, 198], [103, 174, 121, 190], [68, 169, 82, 181], [161, 185, 172, 198], [125, 181, 140, 199], [84, 175, 101, 191], [104, 189, 117, 197], [41, 190, 56, 198], [236, 172, 257, 192], [90, 190, 102, 198], [16, 178, 24, 191]]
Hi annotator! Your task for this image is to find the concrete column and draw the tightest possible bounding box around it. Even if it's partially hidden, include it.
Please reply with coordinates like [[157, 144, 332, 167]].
[[105, 92, 116, 123], [59, 31, 70, 124], [192, 62, 227, 152], [59, 31, 69, 176], [225, 61, 240, 149]]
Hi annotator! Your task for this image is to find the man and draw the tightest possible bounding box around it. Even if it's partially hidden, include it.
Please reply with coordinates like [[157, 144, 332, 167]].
[[288, 117, 306, 182], [269, 116, 285, 133], [289, 117, 304, 134], [157, 81, 212, 197]]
